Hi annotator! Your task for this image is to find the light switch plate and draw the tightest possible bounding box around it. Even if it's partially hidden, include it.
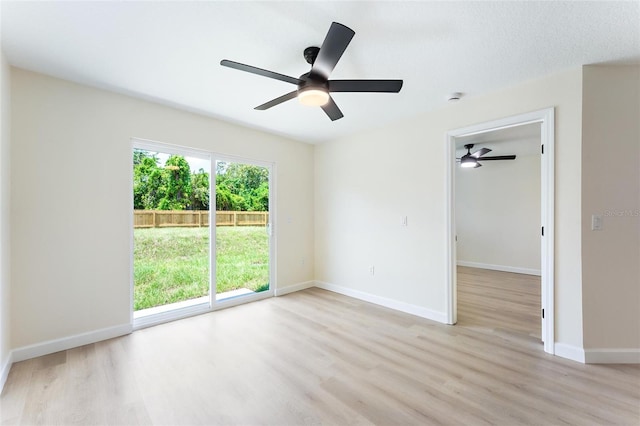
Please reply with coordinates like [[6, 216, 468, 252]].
[[591, 214, 603, 231]]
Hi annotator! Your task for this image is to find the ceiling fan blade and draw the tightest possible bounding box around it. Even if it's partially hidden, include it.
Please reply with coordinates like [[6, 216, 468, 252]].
[[254, 91, 298, 110], [310, 22, 355, 80], [321, 96, 344, 121], [478, 155, 517, 161], [221, 60, 301, 86], [329, 80, 403, 93], [471, 148, 492, 158]]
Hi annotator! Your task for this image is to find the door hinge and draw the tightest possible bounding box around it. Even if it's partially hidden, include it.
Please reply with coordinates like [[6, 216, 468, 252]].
[[541, 144, 544, 154], [541, 226, 544, 236], [542, 308, 545, 319]]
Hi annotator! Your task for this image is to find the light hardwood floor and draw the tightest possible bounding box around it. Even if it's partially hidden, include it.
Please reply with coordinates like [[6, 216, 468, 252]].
[[457, 266, 542, 341], [2, 268, 639, 425]]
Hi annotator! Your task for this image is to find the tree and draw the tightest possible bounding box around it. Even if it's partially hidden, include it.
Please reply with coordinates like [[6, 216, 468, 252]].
[[133, 154, 268, 212], [133, 152, 160, 209], [215, 182, 244, 211], [250, 181, 269, 211], [189, 169, 210, 210], [215, 162, 269, 211], [133, 149, 158, 166], [157, 155, 191, 210]]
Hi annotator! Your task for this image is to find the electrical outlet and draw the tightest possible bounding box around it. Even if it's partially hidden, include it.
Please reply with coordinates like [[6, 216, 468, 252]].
[[401, 216, 408, 227], [369, 266, 375, 276]]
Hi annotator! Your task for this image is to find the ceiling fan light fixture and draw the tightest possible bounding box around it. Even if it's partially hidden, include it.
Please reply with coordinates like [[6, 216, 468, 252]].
[[460, 156, 477, 168], [298, 87, 330, 106], [221, 22, 402, 120]]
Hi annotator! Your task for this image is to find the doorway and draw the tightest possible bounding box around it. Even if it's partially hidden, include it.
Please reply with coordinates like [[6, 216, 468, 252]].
[[446, 108, 555, 355], [454, 124, 542, 341]]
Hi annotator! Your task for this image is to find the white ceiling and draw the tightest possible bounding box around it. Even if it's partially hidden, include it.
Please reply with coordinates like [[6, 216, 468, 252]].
[[1, 1, 639, 144]]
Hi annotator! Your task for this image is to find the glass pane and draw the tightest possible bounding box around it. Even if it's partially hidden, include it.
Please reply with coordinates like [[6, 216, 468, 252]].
[[133, 148, 211, 316], [215, 160, 270, 301]]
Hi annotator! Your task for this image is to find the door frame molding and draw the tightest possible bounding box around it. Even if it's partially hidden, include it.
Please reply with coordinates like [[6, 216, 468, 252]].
[[445, 107, 555, 354]]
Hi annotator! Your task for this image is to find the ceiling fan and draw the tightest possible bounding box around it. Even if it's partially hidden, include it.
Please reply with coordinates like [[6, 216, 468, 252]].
[[458, 144, 516, 168], [220, 22, 403, 121]]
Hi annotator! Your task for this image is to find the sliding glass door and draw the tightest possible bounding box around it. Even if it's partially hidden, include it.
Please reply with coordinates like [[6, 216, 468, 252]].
[[132, 140, 274, 327]]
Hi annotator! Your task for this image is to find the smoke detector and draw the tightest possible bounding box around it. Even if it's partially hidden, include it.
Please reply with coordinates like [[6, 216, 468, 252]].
[[447, 92, 463, 102]]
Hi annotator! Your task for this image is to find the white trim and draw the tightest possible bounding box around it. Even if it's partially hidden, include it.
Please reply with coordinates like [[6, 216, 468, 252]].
[[214, 289, 272, 310], [129, 139, 135, 327], [555, 342, 586, 363], [445, 136, 457, 325], [11, 323, 132, 363], [539, 108, 555, 354], [456, 261, 541, 276], [0, 350, 13, 394], [446, 107, 555, 354], [212, 152, 274, 170], [274, 281, 315, 296], [210, 155, 217, 311], [134, 302, 211, 330], [585, 348, 640, 364], [315, 281, 448, 324], [269, 162, 277, 300], [133, 291, 276, 330], [132, 137, 212, 160]]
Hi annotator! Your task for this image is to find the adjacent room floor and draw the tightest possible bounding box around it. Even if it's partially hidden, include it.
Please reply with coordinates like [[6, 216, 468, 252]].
[[457, 266, 542, 342], [1, 274, 638, 425]]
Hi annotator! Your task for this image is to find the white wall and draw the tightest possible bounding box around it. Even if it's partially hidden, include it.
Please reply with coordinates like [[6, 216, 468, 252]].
[[0, 50, 12, 385], [10, 68, 315, 349], [6, 63, 637, 366], [456, 149, 541, 275], [581, 65, 640, 352], [315, 68, 584, 349]]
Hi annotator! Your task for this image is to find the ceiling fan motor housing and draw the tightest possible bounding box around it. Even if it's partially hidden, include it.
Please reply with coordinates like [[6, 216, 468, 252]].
[[303, 46, 320, 65], [297, 72, 328, 91]]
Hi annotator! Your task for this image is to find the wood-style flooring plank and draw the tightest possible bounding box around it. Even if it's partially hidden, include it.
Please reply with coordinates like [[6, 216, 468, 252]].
[[1, 267, 638, 425]]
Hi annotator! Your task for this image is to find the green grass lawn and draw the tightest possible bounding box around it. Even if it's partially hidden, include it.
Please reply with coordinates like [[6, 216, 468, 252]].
[[134, 226, 269, 310]]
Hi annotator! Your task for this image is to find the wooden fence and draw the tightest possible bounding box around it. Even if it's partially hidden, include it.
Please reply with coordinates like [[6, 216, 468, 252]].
[[134, 210, 268, 228]]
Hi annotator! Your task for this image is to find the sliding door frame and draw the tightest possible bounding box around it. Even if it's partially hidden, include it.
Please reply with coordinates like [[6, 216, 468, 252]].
[[130, 138, 276, 330]]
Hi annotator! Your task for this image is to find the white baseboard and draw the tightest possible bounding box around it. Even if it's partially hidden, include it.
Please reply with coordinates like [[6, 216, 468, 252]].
[[554, 342, 586, 363], [12, 323, 132, 363], [315, 281, 448, 324], [274, 281, 315, 296], [457, 261, 541, 276], [0, 351, 13, 394], [585, 348, 640, 364]]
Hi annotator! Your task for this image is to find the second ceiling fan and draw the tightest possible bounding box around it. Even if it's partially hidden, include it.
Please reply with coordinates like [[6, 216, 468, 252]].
[[458, 144, 516, 168], [220, 22, 403, 121]]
